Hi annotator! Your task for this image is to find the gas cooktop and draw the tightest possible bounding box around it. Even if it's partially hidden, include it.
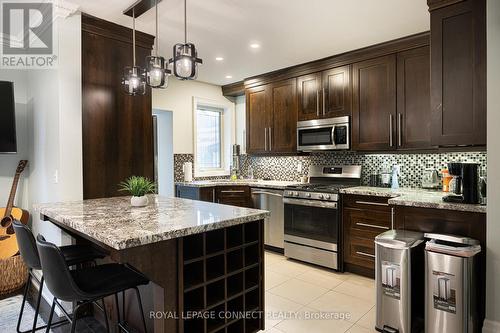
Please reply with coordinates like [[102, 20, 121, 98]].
[[286, 183, 353, 194]]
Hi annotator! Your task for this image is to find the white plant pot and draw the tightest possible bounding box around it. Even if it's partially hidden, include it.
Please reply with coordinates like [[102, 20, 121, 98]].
[[131, 196, 148, 207]]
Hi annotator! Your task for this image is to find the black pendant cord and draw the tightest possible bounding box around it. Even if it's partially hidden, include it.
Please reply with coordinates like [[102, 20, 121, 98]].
[[155, 0, 159, 56], [184, 0, 187, 44], [132, 7, 136, 66]]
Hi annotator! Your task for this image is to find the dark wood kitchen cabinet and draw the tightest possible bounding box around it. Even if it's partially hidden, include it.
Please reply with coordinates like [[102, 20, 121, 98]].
[[175, 185, 252, 208], [352, 55, 397, 151], [342, 195, 392, 277], [297, 66, 352, 121], [429, 0, 486, 147], [269, 78, 298, 153], [246, 85, 272, 154], [175, 185, 216, 202], [246, 79, 298, 154], [396, 46, 433, 149]]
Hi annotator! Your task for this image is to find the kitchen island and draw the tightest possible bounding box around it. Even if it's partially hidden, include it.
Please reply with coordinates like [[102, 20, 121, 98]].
[[35, 195, 269, 333]]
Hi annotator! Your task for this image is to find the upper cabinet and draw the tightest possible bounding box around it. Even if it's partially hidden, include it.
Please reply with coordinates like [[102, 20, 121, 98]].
[[397, 46, 433, 150], [352, 55, 397, 151], [246, 79, 298, 154], [297, 66, 352, 121], [429, 0, 486, 146]]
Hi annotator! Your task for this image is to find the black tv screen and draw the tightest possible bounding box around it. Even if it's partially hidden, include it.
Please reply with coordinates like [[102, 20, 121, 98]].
[[0, 81, 17, 153]]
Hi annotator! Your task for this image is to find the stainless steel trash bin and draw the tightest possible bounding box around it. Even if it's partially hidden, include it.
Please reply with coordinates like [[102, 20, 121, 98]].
[[425, 233, 481, 333], [375, 230, 425, 333]]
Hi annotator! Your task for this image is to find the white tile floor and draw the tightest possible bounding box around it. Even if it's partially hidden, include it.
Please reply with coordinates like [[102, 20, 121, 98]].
[[261, 251, 377, 333]]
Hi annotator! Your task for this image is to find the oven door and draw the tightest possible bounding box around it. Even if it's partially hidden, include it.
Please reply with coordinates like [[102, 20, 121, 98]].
[[283, 198, 338, 251]]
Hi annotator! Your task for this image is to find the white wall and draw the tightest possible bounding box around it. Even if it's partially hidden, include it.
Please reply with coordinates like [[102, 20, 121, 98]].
[[153, 109, 174, 196], [485, 0, 500, 332], [0, 70, 29, 210], [152, 79, 235, 154]]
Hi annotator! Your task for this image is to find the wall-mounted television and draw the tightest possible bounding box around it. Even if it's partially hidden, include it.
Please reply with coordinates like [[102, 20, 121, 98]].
[[0, 81, 17, 153]]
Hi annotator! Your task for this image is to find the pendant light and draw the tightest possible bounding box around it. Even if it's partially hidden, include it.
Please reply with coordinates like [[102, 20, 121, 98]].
[[146, 0, 170, 88], [169, 0, 202, 80], [122, 8, 146, 95]]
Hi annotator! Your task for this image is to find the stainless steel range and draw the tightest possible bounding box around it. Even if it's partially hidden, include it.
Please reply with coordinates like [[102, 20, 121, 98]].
[[284, 165, 362, 270]]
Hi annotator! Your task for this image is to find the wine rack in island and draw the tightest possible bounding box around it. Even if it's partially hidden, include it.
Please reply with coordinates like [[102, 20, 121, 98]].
[[178, 221, 264, 333]]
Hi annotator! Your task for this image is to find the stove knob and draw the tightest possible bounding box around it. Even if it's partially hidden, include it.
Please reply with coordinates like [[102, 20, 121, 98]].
[[318, 194, 324, 199], [294, 191, 299, 197], [325, 194, 331, 200], [306, 193, 311, 197]]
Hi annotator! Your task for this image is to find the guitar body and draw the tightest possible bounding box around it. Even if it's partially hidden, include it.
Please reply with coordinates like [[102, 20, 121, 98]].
[[0, 207, 30, 259]]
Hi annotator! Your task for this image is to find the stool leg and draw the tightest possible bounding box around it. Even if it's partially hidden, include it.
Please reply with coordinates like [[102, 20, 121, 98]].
[[31, 277, 44, 333], [101, 298, 110, 333], [45, 298, 56, 333], [133, 287, 147, 333], [114, 293, 122, 333], [70, 303, 83, 333], [16, 272, 31, 333]]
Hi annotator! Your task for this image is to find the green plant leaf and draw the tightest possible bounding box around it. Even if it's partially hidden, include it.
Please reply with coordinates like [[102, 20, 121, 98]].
[[118, 176, 156, 197]]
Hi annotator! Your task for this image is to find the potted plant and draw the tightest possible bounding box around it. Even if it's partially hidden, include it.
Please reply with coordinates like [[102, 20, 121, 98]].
[[118, 176, 156, 207]]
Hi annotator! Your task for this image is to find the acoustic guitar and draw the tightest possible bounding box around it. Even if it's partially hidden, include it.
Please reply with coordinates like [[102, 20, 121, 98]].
[[0, 160, 29, 259]]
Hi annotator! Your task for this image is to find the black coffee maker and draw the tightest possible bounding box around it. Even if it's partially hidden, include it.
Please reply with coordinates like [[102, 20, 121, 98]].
[[443, 162, 479, 204]]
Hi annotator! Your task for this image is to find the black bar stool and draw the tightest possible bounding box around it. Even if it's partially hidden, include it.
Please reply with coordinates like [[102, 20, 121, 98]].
[[36, 235, 149, 333], [12, 220, 106, 333]]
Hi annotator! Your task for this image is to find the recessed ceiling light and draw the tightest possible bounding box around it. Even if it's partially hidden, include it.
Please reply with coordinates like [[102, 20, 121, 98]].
[[250, 43, 260, 49], [215, 57, 224, 61], [225, 75, 233, 79]]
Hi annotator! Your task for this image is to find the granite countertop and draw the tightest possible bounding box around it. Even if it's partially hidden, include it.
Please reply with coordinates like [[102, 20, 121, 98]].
[[34, 195, 270, 250], [175, 179, 301, 190], [340, 186, 486, 213]]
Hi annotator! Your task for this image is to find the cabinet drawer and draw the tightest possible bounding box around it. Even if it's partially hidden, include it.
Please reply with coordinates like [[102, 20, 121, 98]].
[[216, 186, 250, 198], [346, 208, 391, 238], [343, 194, 391, 211], [346, 237, 376, 268]]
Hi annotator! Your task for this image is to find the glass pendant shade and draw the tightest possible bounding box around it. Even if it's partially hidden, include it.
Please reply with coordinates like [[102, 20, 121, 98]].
[[170, 43, 202, 80], [122, 66, 146, 95], [146, 56, 170, 88]]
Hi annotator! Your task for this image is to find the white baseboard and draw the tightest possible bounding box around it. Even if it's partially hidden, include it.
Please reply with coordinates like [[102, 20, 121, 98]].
[[483, 319, 500, 333]]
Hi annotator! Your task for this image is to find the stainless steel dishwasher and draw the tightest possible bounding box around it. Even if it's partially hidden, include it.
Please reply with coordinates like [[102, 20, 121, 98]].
[[251, 188, 284, 249]]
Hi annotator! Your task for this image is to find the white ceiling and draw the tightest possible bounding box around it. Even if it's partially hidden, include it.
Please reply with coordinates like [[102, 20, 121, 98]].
[[69, 0, 430, 86]]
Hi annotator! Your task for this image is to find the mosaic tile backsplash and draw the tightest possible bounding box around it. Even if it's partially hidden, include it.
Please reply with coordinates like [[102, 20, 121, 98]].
[[175, 151, 487, 188]]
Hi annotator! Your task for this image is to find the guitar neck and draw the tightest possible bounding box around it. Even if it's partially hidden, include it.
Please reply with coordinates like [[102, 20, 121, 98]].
[[4, 173, 20, 218]]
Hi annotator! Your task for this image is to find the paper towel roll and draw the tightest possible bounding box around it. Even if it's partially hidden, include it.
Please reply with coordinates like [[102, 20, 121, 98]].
[[183, 162, 193, 182]]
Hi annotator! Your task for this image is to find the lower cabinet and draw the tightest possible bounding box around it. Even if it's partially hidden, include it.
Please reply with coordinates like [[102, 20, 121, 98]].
[[175, 185, 252, 208], [342, 195, 392, 277]]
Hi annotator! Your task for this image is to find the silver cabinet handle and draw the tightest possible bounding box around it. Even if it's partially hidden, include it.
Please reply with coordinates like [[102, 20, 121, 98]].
[[398, 113, 402, 147], [220, 190, 246, 193], [212, 188, 216, 202], [391, 207, 394, 229], [268, 127, 272, 151], [322, 88, 326, 116], [355, 200, 389, 207], [389, 114, 393, 146], [316, 90, 320, 116], [356, 251, 375, 258], [264, 128, 268, 151], [355, 222, 390, 230]]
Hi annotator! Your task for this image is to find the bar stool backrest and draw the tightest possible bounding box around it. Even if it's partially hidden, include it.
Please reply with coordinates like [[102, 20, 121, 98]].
[[13, 220, 41, 270], [35, 235, 83, 301]]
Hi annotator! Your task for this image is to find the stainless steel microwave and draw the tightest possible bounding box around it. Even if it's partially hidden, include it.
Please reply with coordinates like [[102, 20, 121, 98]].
[[297, 116, 350, 151]]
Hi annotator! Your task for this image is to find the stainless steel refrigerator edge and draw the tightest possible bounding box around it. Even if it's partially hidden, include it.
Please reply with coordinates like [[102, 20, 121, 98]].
[[251, 188, 284, 249]]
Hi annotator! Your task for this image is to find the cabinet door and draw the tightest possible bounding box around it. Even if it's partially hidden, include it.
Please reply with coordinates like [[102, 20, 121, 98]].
[[246, 85, 271, 154], [397, 46, 433, 149], [352, 55, 397, 151], [270, 79, 298, 153], [430, 0, 486, 146], [297, 73, 321, 121], [322, 65, 352, 118]]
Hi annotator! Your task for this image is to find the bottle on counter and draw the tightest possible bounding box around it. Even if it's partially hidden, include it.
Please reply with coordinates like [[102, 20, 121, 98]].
[[442, 168, 452, 192], [391, 165, 400, 190]]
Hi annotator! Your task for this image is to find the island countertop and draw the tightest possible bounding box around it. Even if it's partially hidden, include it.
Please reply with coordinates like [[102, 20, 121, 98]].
[[34, 195, 269, 250]]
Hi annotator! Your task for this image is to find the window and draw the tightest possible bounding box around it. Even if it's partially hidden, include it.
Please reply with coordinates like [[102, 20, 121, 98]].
[[193, 98, 234, 177], [196, 106, 222, 169]]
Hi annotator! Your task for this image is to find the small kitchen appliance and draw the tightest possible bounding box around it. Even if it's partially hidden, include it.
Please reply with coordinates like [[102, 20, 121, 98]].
[[283, 165, 361, 270], [296, 116, 350, 151], [422, 169, 440, 189], [443, 162, 479, 204]]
